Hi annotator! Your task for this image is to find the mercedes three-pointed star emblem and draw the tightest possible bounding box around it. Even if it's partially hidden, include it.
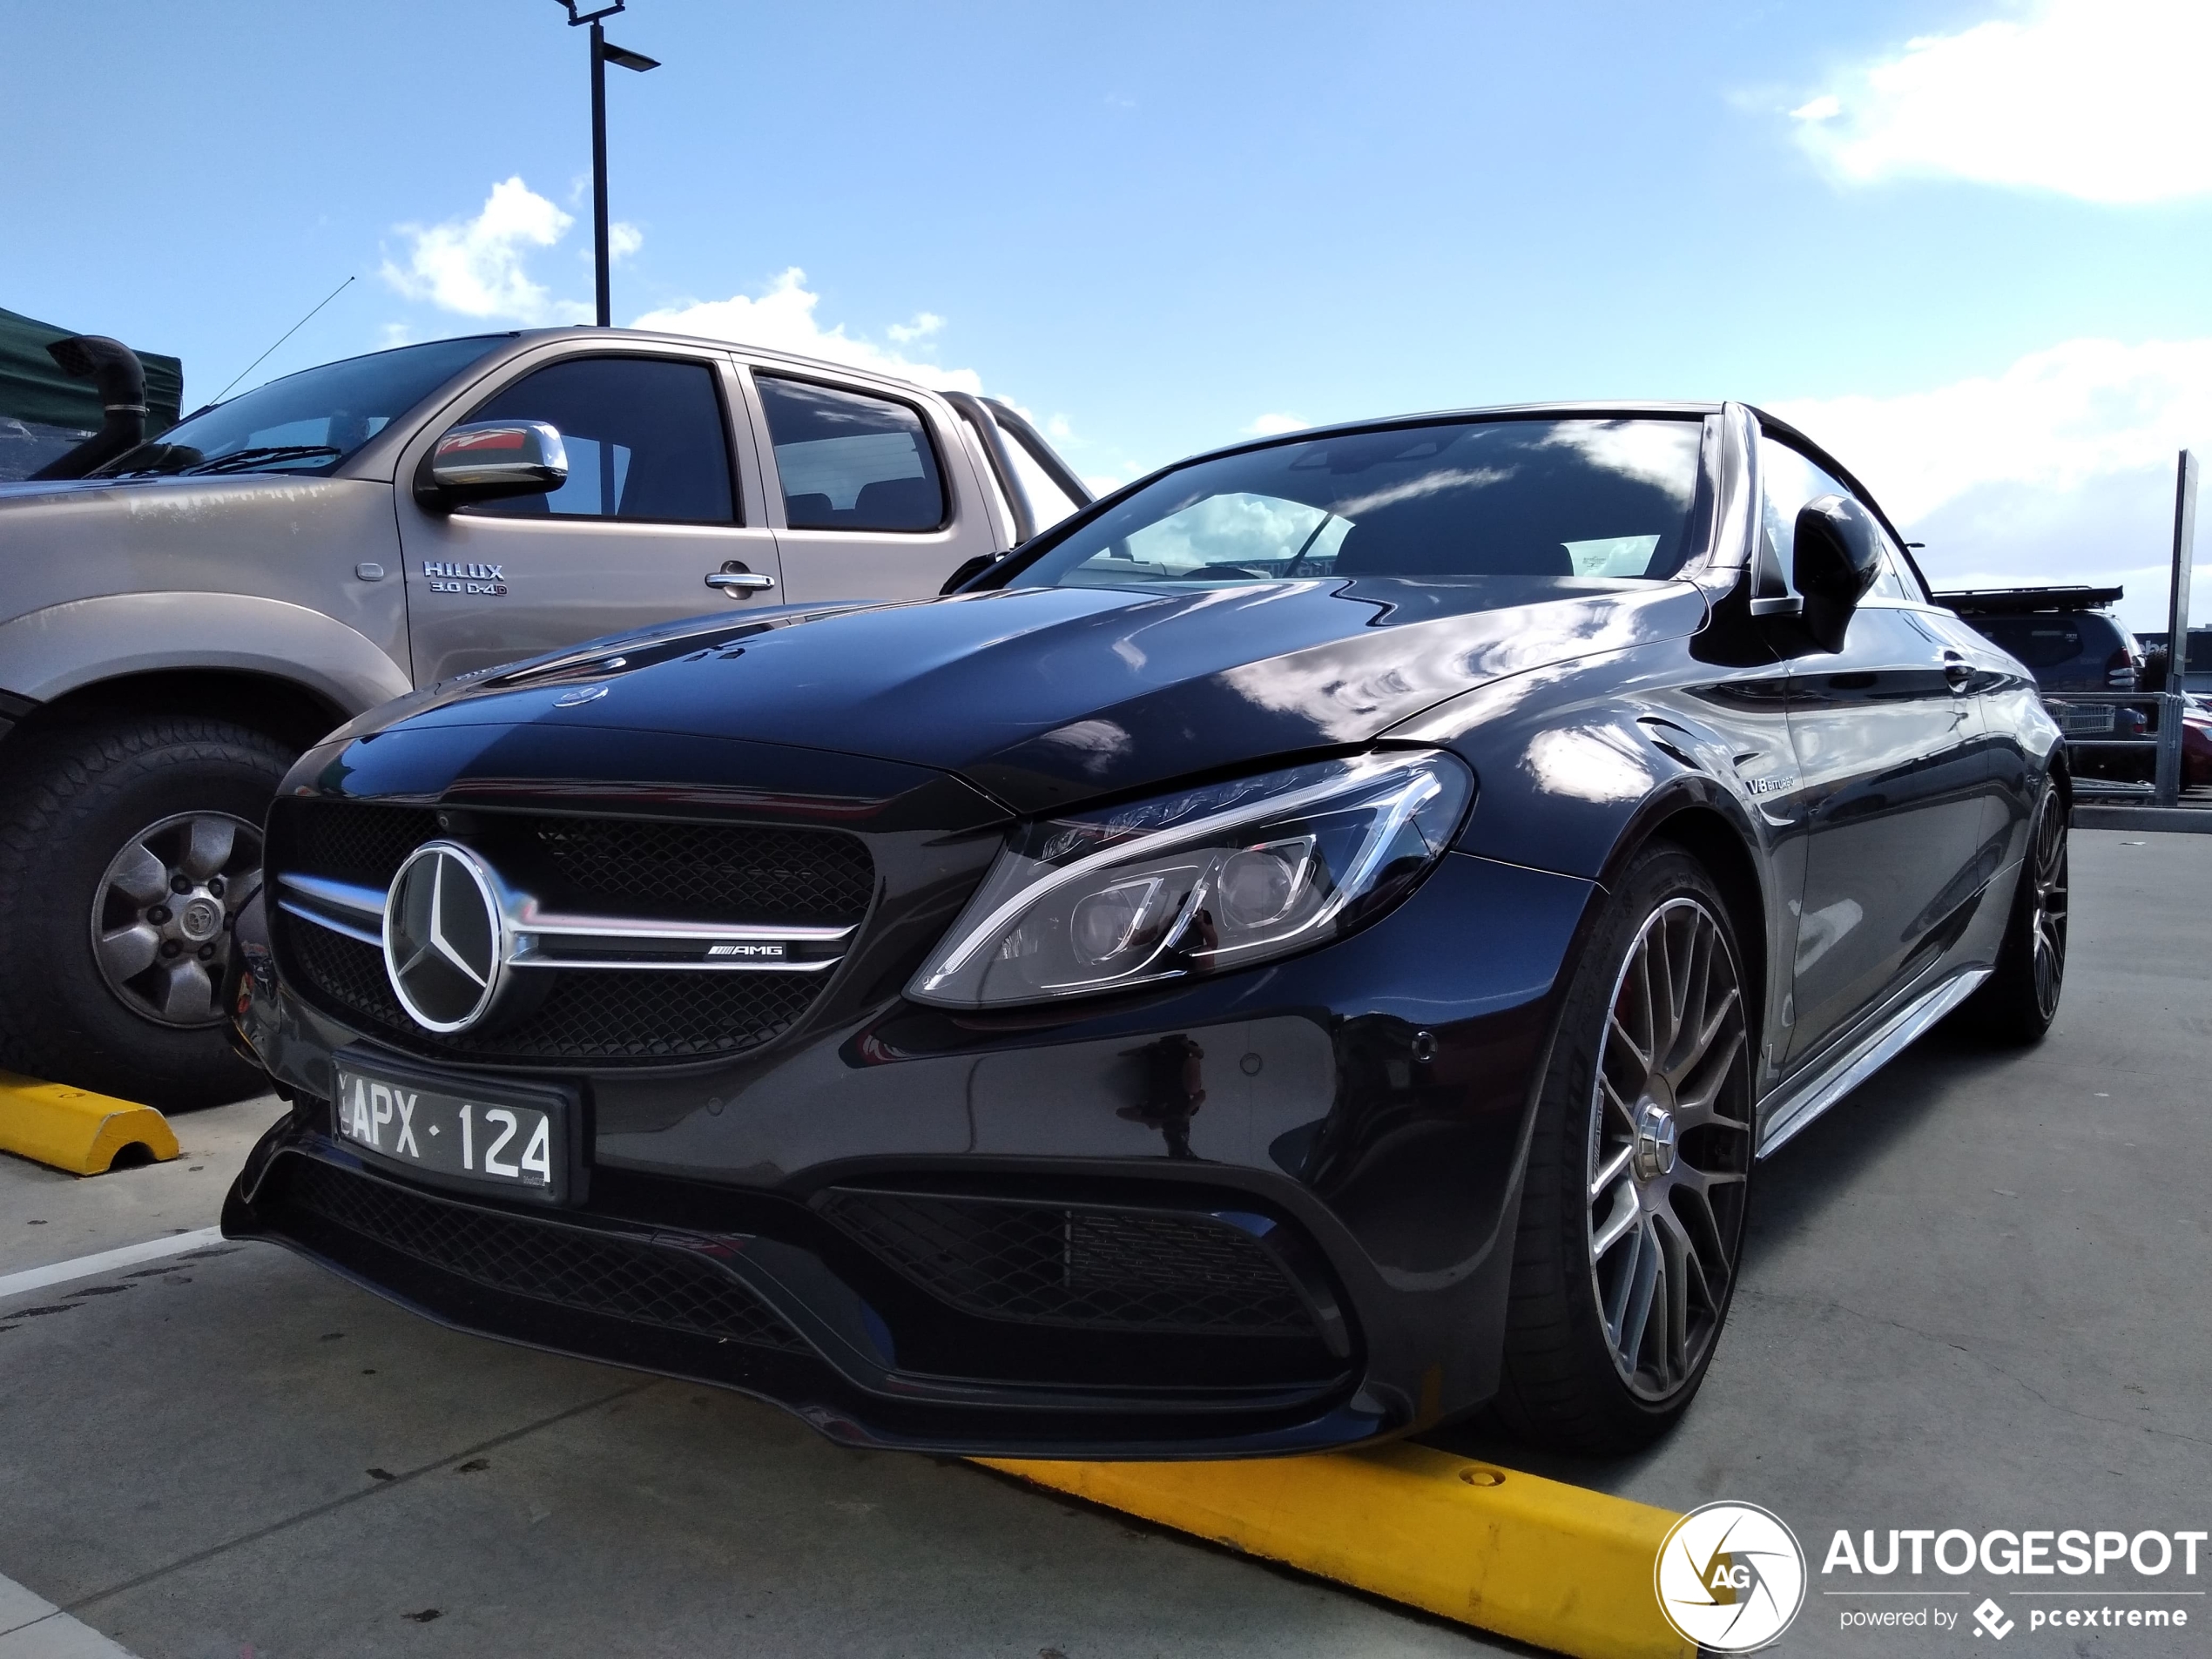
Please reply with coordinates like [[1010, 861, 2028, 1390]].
[[383, 840, 506, 1032]]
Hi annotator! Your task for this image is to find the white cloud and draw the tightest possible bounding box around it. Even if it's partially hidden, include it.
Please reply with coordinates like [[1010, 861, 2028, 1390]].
[[1770, 338, 2212, 629], [631, 269, 981, 392], [1790, 0, 2212, 203], [1245, 413, 1307, 435], [607, 221, 643, 263], [885, 312, 943, 344], [380, 177, 589, 324]]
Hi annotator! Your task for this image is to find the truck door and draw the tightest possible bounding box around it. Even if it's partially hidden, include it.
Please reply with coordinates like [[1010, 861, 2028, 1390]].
[[396, 349, 782, 683], [738, 368, 999, 604]]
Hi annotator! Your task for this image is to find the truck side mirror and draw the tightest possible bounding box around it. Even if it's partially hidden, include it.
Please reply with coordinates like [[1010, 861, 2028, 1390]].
[[1794, 493, 1882, 653], [415, 421, 568, 511]]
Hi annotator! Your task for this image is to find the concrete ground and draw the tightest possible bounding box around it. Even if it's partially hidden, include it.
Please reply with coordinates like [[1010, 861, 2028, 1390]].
[[2, 829, 2204, 1657]]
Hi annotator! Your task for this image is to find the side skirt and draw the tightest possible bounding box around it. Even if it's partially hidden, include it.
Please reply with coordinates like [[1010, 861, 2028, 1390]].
[[1755, 966, 1992, 1157]]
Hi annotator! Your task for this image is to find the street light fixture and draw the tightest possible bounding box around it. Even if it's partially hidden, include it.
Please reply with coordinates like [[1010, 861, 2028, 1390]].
[[556, 0, 659, 327]]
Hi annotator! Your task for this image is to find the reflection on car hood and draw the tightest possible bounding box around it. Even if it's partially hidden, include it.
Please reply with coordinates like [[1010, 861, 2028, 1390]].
[[374, 577, 1710, 813]]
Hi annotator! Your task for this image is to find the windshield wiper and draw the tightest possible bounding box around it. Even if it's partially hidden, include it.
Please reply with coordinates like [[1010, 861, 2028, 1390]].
[[177, 444, 343, 476]]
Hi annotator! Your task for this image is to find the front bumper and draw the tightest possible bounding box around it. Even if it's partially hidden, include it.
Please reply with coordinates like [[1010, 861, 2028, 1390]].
[[227, 848, 1598, 1457]]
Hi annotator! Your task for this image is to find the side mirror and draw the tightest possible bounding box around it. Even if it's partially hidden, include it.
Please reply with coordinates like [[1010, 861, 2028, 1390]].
[[1793, 493, 1882, 652], [414, 421, 568, 510]]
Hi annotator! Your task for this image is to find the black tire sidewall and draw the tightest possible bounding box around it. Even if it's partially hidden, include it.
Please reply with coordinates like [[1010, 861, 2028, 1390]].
[[0, 716, 293, 1107]]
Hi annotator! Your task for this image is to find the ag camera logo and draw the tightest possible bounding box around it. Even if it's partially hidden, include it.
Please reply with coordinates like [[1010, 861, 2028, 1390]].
[[1655, 1501, 1807, 1652]]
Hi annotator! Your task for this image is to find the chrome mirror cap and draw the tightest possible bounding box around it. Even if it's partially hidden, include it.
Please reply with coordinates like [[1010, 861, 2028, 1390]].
[[417, 420, 568, 509]]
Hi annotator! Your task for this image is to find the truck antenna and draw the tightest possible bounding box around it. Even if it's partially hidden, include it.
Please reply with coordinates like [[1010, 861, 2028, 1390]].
[[208, 274, 357, 405]]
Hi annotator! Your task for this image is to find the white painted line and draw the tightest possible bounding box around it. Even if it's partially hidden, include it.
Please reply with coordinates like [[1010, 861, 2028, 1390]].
[[0, 1228, 228, 1305], [0, 1573, 139, 1656]]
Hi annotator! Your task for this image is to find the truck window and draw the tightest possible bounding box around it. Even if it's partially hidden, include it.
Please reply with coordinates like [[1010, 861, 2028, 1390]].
[[465, 357, 737, 523], [755, 375, 946, 533]]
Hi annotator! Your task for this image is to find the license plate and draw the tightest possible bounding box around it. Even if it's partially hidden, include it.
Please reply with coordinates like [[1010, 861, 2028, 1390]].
[[2054, 703, 2115, 736], [333, 1062, 570, 1203]]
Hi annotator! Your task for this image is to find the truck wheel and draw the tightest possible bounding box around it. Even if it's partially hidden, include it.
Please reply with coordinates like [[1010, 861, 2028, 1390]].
[[1494, 844, 1754, 1453], [0, 714, 295, 1109]]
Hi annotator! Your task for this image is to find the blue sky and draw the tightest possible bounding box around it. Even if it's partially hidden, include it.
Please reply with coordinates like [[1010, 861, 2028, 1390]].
[[5, 1, 2208, 626]]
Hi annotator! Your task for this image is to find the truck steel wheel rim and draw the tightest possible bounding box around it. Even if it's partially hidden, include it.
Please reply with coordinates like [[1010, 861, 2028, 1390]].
[[2028, 792, 2068, 1021], [89, 811, 261, 1028], [1586, 896, 1751, 1401]]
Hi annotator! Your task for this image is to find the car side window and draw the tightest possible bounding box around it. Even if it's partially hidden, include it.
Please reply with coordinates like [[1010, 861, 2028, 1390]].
[[755, 374, 947, 533], [1759, 434, 1913, 602], [464, 356, 737, 523]]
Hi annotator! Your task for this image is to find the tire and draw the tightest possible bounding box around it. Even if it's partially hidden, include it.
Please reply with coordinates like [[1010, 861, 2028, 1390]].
[[1494, 843, 1756, 1453], [0, 713, 295, 1109], [1960, 777, 2068, 1046]]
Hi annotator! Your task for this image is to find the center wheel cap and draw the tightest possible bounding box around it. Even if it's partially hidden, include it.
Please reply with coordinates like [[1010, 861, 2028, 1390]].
[[1633, 1100, 1679, 1181]]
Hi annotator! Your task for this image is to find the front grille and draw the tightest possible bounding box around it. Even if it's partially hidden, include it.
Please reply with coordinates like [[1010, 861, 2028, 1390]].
[[273, 801, 872, 1066], [276, 1155, 806, 1351], [819, 1190, 1318, 1337], [282, 802, 873, 924], [280, 921, 821, 1065], [293, 804, 442, 890], [530, 817, 873, 924]]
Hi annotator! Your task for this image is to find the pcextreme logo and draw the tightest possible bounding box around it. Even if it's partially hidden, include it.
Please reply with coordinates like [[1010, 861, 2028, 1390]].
[[1655, 1501, 1808, 1652]]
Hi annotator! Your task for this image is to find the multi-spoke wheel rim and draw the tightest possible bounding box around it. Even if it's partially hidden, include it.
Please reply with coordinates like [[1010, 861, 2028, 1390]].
[[88, 811, 260, 1028], [1587, 897, 1752, 1401], [2028, 791, 2068, 1021]]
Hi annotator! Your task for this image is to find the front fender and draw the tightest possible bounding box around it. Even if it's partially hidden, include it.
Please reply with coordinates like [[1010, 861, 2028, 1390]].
[[1390, 637, 1801, 1086], [0, 591, 412, 714]]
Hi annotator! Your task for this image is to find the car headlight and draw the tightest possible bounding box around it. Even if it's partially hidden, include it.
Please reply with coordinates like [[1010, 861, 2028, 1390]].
[[907, 749, 1473, 1009]]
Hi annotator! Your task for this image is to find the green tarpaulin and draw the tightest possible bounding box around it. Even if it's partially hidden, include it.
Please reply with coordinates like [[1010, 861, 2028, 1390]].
[[0, 305, 182, 434]]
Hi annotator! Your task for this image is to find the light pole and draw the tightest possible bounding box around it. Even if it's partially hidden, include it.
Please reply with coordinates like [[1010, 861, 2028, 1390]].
[[556, 1, 659, 327]]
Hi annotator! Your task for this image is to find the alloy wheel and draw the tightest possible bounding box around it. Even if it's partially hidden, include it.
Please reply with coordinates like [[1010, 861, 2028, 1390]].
[[88, 811, 261, 1028], [1586, 896, 1752, 1400], [2027, 792, 2069, 1022]]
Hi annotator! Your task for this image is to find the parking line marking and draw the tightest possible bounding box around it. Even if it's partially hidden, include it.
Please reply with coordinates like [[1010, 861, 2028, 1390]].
[[0, 1573, 138, 1656], [0, 1229, 227, 1305]]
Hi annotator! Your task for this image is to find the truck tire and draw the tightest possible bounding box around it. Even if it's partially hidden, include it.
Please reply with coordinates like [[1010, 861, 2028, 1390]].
[[0, 713, 296, 1109]]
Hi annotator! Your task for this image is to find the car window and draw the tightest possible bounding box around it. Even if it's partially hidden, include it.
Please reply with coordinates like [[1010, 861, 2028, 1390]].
[[465, 356, 736, 523], [754, 375, 947, 533], [1976, 617, 2087, 668], [1760, 434, 1916, 603], [1012, 418, 1707, 589]]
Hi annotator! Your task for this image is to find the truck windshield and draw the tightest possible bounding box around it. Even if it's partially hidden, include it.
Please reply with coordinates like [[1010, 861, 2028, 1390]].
[[90, 336, 503, 480], [1008, 417, 1709, 588]]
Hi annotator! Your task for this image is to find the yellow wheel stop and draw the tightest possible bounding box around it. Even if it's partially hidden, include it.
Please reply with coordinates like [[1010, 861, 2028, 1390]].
[[0, 1071, 179, 1175], [978, 1441, 1692, 1659]]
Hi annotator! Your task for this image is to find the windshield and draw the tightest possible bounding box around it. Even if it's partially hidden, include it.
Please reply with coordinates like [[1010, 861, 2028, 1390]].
[[1009, 417, 1709, 590], [90, 336, 502, 480]]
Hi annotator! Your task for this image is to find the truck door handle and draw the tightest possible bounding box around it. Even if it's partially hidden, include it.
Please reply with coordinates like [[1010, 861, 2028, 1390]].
[[706, 565, 775, 596], [1943, 653, 1973, 692]]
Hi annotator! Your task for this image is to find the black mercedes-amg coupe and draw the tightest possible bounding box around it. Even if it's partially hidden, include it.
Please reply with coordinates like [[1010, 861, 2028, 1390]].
[[225, 401, 2067, 1457]]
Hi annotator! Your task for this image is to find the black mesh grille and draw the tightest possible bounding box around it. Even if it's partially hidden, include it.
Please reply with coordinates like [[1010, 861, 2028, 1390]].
[[293, 804, 442, 890], [277, 1156, 806, 1351], [280, 803, 873, 924], [529, 817, 873, 924], [280, 919, 821, 1065], [819, 1190, 1317, 1337], [272, 802, 870, 1066]]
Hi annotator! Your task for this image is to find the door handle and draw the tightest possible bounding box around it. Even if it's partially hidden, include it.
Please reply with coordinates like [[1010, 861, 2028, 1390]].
[[706, 564, 775, 596], [1943, 653, 1973, 692]]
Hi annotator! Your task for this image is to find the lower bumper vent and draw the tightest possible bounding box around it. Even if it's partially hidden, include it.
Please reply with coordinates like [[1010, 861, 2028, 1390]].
[[274, 1156, 806, 1352], [818, 1190, 1318, 1337]]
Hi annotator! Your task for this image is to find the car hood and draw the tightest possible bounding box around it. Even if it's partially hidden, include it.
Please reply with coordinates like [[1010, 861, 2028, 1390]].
[[357, 577, 1709, 814]]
